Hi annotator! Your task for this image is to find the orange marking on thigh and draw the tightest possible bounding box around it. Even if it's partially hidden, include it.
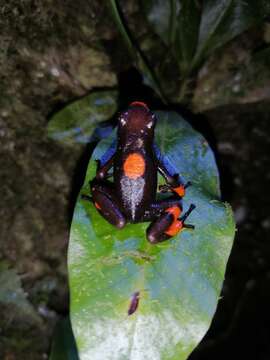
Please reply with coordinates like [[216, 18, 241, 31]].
[[165, 220, 183, 236], [94, 202, 101, 210], [165, 206, 181, 221], [123, 153, 146, 179]]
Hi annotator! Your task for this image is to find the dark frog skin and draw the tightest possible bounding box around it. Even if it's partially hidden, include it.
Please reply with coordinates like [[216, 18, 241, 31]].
[[87, 102, 195, 244]]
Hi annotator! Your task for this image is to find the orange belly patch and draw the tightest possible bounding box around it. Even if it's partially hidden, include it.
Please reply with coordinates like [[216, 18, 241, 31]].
[[123, 153, 145, 179]]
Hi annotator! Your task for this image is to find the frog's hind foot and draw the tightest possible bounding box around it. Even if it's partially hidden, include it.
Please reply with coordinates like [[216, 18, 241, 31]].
[[146, 204, 195, 244]]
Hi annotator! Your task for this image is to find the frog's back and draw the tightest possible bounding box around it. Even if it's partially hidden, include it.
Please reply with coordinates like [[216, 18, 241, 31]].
[[114, 146, 157, 222], [114, 102, 158, 222]]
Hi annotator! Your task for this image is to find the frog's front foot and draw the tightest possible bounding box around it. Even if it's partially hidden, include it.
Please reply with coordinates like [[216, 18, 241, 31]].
[[159, 180, 192, 198]]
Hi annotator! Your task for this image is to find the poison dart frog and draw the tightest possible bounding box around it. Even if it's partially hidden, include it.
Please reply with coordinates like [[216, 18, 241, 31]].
[[86, 102, 195, 244]]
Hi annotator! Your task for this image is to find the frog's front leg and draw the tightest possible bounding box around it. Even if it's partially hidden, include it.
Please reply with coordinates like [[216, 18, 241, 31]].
[[145, 202, 196, 244], [95, 141, 116, 180], [153, 143, 190, 197], [90, 179, 126, 229]]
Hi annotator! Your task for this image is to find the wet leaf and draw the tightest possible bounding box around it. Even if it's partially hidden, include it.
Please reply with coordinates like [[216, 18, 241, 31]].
[[68, 111, 235, 359], [50, 317, 79, 360], [47, 90, 118, 145]]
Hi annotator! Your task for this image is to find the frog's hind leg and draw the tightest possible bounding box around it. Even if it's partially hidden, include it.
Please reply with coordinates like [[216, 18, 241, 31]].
[[145, 202, 195, 244], [89, 179, 126, 229]]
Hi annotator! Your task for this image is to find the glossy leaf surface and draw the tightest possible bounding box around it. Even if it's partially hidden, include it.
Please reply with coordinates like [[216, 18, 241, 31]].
[[68, 111, 235, 360], [48, 90, 118, 145]]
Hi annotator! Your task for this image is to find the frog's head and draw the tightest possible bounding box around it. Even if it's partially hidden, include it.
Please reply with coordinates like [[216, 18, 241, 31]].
[[118, 102, 157, 139]]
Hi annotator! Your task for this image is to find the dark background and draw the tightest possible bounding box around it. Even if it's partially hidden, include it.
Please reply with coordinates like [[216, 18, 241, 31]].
[[0, 1, 270, 359]]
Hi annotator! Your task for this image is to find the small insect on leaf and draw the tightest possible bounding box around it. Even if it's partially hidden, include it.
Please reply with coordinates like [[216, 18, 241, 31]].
[[128, 291, 140, 316]]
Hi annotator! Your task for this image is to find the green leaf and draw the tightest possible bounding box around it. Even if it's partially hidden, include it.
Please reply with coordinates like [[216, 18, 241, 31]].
[[191, 0, 267, 69], [47, 90, 118, 145], [173, 0, 201, 75], [142, 0, 200, 75], [50, 317, 79, 360], [142, 0, 268, 77], [141, 0, 172, 45], [68, 111, 235, 359]]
